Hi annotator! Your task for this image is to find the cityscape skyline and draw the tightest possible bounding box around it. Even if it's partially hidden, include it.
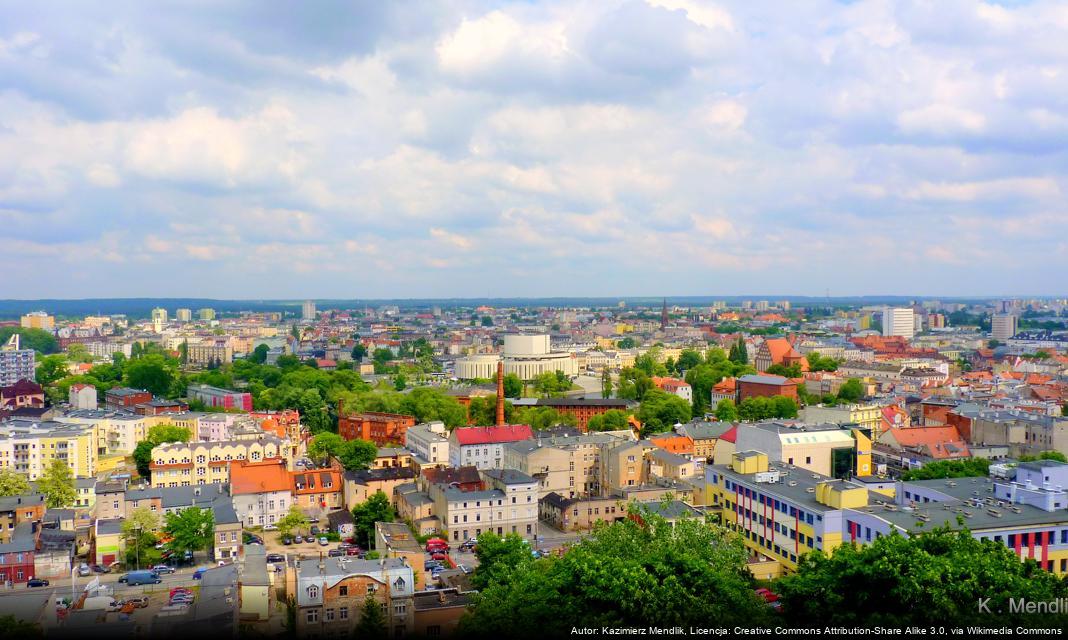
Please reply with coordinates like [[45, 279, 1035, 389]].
[[3, 2, 1067, 298]]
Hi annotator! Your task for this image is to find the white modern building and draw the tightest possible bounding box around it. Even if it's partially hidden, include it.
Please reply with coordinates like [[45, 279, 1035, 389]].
[[882, 307, 915, 339], [151, 307, 168, 333], [454, 334, 578, 380], [0, 335, 35, 386], [403, 421, 451, 466], [302, 300, 316, 321], [992, 314, 1018, 341]]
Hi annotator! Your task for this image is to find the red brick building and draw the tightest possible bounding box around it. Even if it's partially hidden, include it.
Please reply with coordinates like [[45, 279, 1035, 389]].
[[737, 374, 798, 402], [338, 411, 417, 445], [134, 399, 189, 416], [0, 522, 37, 584], [105, 387, 152, 410], [533, 398, 630, 431]]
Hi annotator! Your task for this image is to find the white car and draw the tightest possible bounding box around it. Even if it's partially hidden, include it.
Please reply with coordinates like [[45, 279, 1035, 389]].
[[263, 524, 278, 531]]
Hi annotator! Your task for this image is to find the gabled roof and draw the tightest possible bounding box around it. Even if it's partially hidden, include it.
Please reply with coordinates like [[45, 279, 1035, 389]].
[[884, 426, 970, 459], [452, 424, 533, 446], [719, 425, 738, 444]]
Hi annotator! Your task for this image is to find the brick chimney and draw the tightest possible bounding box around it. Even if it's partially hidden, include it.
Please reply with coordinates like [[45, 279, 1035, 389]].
[[495, 361, 505, 427]]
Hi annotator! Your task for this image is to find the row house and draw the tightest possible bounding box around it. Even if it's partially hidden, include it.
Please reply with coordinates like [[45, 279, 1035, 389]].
[[448, 424, 534, 470], [292, 467, 344, 517], [293, 557, 415, 639], [230, 459, 293, 529], [149, 435, 292, 488]]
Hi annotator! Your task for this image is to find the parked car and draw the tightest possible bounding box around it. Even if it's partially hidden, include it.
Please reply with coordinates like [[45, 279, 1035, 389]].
[[243, 533, 263, 545], [169, 587, 193, 599], [310, 525, 320, 536], [192, 568, 208, 580], [151, 564, 176, 574], [27, 578, 49, 588], [431, 552, 447, 562], [77, 564, 91, 577], [266, 553, 285, 564], [318, 537, 329, 546], [119, 570, 161, 586], [91, 564, 110, 574], [328, 549, 344, 558], [345, 547, 361, 557], [263, 524, 278, 531], [457, 538, 477, 552], [123, 597, 150, 609], [457, 564, 472, 574], [424, 561, 443, 571], [281, 536, 293, 545], [293, 535, 303, 544]]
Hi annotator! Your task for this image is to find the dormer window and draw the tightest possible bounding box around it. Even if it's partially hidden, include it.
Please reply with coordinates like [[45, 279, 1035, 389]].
[[393, 577, 406, 590], [307, 585, 319, 599]]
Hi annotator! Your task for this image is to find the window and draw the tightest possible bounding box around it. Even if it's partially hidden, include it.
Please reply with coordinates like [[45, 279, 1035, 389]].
[[306, 610, 319, 623], [367, 584, 377, 594], [325, 609, 335, 622], [339, 607, 348, 620], [339, 586, 348, 596], [307, 585, 319, 599]]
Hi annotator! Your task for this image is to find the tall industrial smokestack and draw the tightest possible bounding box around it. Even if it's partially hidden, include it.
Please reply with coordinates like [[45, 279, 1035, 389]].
[[496, 360, 505, 427]]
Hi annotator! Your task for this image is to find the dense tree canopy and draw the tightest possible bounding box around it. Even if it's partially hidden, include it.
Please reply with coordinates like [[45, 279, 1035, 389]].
[[502, 373, 522, 398], [461, 510, 772, 636], [586, 409, 631, 432], [737, 395, 798, 421], [777, 527, 1068, 627], [0, 327, 59, 354], [0, 468, 30, 497], [684, 348, 754, 415], [38, 459, 76, 508], [164, 507, 215, 555], [636, 389, 692, 436], [134, 424, 191, 479], [513, 406, 577, 431], [836, 378, 865, 403], [900, 458, 990, 481], [714, 398, 738, 422]]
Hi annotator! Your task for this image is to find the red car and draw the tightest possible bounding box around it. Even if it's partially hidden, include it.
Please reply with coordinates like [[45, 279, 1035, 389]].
[[431, 552, 448, 561], [169, 587, 193, 599]]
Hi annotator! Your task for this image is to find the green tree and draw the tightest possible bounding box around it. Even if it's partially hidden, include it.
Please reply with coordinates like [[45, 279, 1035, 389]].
[[586, 409, 630, 432], [35, 354, 69, 386], [250, 343, 270, 364], [728, 337, 748, 365], [0, 468, 30, 497], [675, 349, 703, 372], [38, 459, 76, 508], [164, 507, 214, 556], [351, 491, 395, 548], [1018, 451, 1068, 463], [836, 378, 865, 403], [124, 354, 176, 397], [392, 373, 407, 391], [616, 337, 636, 349], [0, 614, 41, 638], [351, 344, 368, 361], [134, 424, 192, 479], [354, 595, 387, 639], [513, 407, 577, 431], [481, 315, 493, 327], [308, 432, 345, 464], [616, 367, 653, 401], [766, 363, 802, 378], [636, 389, 692, 436], [276, 505, 311, 537], [472, 532, 535, 591], [460, 509, 772, 636], [805, 352, 839, 372], [122, 507, 162, 570], [600, 369, 612, 399], [337, 439, 378, 471], [777, 527, 1068, 627], [66, 343, 93, 364], [503, 373, 523, 398], [633, 349, 668, 377], [714, 398, 738, 422], [532, 371, 572, 397]]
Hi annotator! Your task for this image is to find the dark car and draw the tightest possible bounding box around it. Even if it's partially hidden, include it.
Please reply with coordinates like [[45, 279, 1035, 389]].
[[27, 578, 50, 588], [91, 564, 110, 574], [266, 553, 285, 563], [424, 561, 443, 571], [282, 536, 293, 545], [310, 525, 320, 536], [327, 549, 344, 558]]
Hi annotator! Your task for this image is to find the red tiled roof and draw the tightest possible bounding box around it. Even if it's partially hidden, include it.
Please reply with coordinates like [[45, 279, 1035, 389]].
[[453, 424, 533, 445], [230, 459, 292, 495], [885, 426, 970, 459], [719, 425, 738, 443]]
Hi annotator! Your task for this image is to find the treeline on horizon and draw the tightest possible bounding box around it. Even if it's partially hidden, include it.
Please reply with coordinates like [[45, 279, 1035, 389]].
[[0, 295, 1012, 320]]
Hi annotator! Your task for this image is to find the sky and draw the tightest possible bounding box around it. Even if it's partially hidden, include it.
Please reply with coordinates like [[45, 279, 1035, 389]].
[[1, 0, 1067, 299]]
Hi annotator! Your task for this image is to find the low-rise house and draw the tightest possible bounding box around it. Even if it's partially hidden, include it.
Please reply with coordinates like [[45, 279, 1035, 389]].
[[339, 411, 417, 446], [448, 424, 533, 470], [374, 448, 414, 470], [292, 468, 344, 517], [403, 421, 451, 467], [539, 493, 627, 532], [645, 447, 697, 481], [344, 467, 418, 509], [230, 459, 293, 529], [374, 522, 426, 589], [675, 421, 734, 460], [91, 518, 123, 567], [327, 509, 355, 541], [240, 545, 271, 621], [411, 588, 473, 637], [149, 435, 292, 488], [646, 432, 694, 457], [0, 522, 36, 584], [0, 494, 45, 544], [292, 557, 415, 638]]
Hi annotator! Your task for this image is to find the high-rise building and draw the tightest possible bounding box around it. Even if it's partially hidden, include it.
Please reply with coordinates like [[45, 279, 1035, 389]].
[[151, 307, 168, 333], [778, 300, 791, 311], [755, 300, 770, 311], [992, 314, 1018, 341], [176, 308, 192, 322], [0, 335, 36, 386], [20, 312, 54, 330], [302, 300, 316, 321], [881, 307, 915, 339], [198, 308, 216, 321]]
